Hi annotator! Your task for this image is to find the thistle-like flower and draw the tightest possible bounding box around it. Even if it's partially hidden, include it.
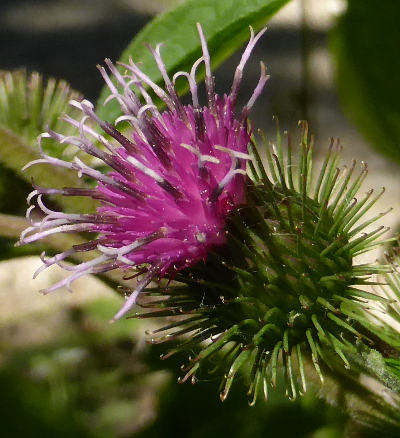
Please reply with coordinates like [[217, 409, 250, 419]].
[[18, 24, 395, 405], [17, 24, 268, 322]]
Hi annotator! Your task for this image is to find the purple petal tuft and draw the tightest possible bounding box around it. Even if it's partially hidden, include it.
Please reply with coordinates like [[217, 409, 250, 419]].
[[18, 24, 268, 321]]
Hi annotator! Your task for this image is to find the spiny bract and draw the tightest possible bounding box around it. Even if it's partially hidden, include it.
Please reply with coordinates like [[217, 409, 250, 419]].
[[138, 122, 392, 404]]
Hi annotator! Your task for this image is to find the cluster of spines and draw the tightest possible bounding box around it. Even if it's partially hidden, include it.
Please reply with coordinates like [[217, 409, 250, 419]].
[[0, 70, 81, 149], [136, 121, 393, 403]]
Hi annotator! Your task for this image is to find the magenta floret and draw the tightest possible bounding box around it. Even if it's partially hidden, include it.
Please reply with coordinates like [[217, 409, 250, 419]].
[[18, 24, 268, 321]]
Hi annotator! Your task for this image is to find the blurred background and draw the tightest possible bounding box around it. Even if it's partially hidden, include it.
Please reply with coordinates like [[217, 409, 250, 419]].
[[0, 0, 399, 436]]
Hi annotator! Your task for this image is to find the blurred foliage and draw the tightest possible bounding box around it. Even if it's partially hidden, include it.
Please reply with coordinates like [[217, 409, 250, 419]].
[[0, 298, 163, 438], [330, 0, 400, 163], [0, 296, 348, 438], [97, 0, 290, 121]]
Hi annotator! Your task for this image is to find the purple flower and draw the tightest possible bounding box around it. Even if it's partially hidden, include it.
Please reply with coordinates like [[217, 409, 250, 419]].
[[18, 24, 268, 321]]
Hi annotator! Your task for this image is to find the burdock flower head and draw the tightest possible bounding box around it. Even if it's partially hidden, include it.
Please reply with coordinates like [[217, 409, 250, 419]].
[[18, 24, 269, 322], [18, 23, 395, 405]]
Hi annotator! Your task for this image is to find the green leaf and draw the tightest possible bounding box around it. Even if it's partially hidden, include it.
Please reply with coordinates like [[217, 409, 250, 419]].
[[0, 71, 98, 212], [96, 0, 290, 121], [330, 1, 400, 163]]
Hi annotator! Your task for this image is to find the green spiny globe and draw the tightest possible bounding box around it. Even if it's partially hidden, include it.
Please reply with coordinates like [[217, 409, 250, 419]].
[[136, 121, 392, 404]]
